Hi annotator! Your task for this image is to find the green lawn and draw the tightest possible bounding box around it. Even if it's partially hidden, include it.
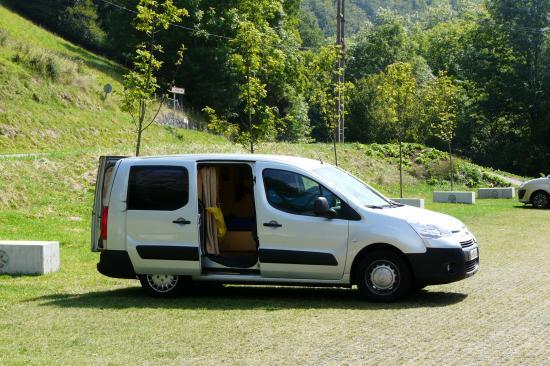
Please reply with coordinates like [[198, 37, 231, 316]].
[[1, 177, 549, 365]]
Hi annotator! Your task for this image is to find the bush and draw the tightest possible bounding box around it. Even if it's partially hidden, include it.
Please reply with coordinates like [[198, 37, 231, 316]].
[[11, 43, 77, 82], [481, 171, 508, 187], [457, 163, 483, 187]]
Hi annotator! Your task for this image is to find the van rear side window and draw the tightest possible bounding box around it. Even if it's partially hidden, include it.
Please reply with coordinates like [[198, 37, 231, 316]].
[[127, 166, 189, 211]]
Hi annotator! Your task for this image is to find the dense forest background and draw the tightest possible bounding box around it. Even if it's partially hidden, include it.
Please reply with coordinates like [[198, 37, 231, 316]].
[[4, 0, 549, 175]]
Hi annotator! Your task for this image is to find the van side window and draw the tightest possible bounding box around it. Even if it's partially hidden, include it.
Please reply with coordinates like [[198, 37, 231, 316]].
[[127, 166, 189, 211], [263, 168, 359, 220]]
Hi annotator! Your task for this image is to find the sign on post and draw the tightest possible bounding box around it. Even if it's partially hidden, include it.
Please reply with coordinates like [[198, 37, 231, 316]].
[[170, 86, 185, 95], [170, 86, 185, 117]]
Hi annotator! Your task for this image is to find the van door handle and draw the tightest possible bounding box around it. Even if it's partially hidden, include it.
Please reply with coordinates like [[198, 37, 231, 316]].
[[263, 221, 282, 228], [172, 218, 191, 225]]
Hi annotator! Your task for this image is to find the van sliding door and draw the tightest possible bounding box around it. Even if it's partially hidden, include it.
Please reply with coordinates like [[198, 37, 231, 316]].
[[91, 155, 125, 252], [125, 161, 201, 276]]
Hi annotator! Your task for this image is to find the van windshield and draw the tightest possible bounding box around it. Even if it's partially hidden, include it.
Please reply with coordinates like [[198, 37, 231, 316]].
[[313, 166, 391, 208]]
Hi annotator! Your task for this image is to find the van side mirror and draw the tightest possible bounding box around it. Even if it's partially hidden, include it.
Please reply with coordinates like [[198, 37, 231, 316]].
[[314, 197, 337, 218]]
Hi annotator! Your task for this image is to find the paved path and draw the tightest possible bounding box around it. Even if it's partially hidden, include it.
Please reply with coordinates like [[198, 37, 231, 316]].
[[492, 173, 524, 186]]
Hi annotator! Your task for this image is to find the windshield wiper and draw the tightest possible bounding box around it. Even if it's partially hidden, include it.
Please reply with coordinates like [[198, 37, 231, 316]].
[[387, 200, 405, 207]]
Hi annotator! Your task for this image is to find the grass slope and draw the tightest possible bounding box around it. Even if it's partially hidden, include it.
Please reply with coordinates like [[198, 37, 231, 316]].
[[2, 5, 548, 365], [0, 3, 228, 153]]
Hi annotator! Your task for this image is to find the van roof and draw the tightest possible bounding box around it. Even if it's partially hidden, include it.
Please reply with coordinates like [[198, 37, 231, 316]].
[[124, 153, 329, 170]]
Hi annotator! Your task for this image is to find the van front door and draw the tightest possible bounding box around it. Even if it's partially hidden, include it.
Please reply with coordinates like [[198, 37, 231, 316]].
[[125, 161, 201, 275], [255, 164, 350, 280]]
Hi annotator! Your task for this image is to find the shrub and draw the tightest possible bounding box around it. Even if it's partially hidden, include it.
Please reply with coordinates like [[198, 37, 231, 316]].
[[481, 171, 508, 187], [11, 42, 77, 82], [457, 163, 483, 187]]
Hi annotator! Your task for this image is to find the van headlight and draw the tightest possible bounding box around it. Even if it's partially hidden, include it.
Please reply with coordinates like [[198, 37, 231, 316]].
[[407, 220, 452, 239]]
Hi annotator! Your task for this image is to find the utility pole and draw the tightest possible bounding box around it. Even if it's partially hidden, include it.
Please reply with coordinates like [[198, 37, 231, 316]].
[[335, 0, 346, 143]]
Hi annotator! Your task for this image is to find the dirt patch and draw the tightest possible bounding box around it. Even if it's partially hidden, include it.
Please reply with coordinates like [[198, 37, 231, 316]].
[[0, 125, 19, 138]]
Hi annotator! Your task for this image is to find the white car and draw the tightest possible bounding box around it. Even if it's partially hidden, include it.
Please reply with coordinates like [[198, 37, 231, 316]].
[[518, 176, 550, 209], [91, 154, 479, 301]]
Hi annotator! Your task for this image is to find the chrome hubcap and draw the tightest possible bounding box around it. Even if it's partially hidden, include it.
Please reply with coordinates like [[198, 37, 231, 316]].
[[147, 274, 178, 293], [370, 264, 396, 290], [366, 260, 400, 295]]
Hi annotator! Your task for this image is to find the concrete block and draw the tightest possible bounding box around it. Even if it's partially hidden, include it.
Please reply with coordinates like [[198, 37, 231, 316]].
[[391, 198, 425, 209], [433, 191, 475, 204], [0, 241, 60, 275], [478, 187, 515, 199]]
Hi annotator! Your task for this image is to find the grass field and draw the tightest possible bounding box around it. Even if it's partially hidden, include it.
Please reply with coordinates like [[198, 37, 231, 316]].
[[1, 175, 549, 365]]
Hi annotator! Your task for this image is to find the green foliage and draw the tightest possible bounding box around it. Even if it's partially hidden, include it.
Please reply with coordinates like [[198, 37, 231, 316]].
[[61, 0, 106, 50], [347, 13, 409, 80], [424, 73, 460, 144], [308, 45, 354, 139], [297, 9, 325, 48], [121, 0, 187, 156], [203, 106, 240, 140], [375, 62, 418, 141]]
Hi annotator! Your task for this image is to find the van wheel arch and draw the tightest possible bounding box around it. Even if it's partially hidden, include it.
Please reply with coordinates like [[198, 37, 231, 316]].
[[350, 243, 413, 285]]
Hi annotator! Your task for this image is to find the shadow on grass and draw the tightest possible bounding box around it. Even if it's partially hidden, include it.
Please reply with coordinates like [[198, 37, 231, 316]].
[[31, 285, 467, 310], [59, 43, 125, 83], [512, 205, 547, 210]]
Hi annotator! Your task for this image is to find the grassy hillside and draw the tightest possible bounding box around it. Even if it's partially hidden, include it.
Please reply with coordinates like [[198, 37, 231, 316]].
[[0, 3, 228, 154]]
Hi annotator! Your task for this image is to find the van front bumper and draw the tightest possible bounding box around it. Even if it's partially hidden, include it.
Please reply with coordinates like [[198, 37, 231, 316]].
[[406, 246, 479, 286]]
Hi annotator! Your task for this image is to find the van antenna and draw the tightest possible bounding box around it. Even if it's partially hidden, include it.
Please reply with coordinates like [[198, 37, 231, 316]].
[[316, 151, 324, 164]]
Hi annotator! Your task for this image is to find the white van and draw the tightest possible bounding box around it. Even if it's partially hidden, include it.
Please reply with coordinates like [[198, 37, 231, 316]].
[[91, 154, 479, 301]]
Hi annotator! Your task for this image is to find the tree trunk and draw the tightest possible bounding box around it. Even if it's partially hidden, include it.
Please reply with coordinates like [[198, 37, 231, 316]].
[[449, 141, 454, 191], [135, 128, 142, 156], [399, 139, 403, 198], [134, 33, 155, 157], [246, 61, 253, 154]]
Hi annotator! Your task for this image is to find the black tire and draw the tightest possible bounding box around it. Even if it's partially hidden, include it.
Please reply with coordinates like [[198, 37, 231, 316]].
[[355, 250, 413, 302], [531, 191, 550, 209], [138, 274, 185, 298]]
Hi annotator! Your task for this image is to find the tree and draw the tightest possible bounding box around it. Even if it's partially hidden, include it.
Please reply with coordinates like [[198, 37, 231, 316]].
[[308, 45, 353, 165], [228, 20, 280, 153], [485, 0, 550, 174], [375, 62, 418, 198], [121, 0, 187, 156], [424, 73, 460, 190], [347, 11, 409, 81], [61, 0, 106, 50]]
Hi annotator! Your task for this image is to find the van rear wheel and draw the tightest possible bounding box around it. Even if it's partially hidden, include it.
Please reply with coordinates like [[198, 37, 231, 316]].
[[355, 250, 412, 302], [139, 274, 184, 298]]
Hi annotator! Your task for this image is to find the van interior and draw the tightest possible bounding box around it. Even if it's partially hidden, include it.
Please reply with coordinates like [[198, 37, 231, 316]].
[[198, 164, 258, 269]]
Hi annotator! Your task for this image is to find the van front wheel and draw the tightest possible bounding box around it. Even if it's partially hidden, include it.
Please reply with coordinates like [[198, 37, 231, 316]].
[[355, 250, 412, 302], [139, 274, 183, 298]]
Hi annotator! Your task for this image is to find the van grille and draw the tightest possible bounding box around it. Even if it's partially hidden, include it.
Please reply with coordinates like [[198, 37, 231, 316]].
[[460, 239, 475, 248], [518, 189, 526, 199], [465, 258, 479, 273]]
